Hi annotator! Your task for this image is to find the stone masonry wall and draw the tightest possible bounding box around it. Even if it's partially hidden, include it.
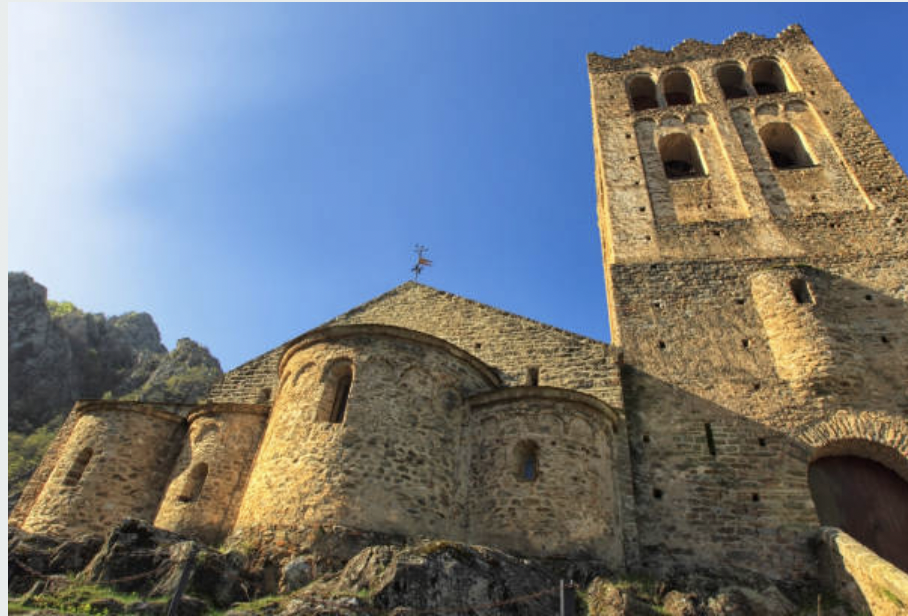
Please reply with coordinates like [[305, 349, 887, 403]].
[[154, 404, 269, 544], [232, 328, 497, 548], [21, 401, 187, 538], [322, 282, 639, 564], [208, 347, 286, 405], [818, 527, 908, 616], [466, 388, 623, 566], [590, 25, 908, 580]]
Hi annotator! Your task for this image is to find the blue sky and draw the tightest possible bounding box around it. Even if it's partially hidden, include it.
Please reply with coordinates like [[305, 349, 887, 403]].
[[9, 3, 908, 371]]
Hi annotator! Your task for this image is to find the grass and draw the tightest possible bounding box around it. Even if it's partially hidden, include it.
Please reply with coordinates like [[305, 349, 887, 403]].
[[8, 579, 166, 615]]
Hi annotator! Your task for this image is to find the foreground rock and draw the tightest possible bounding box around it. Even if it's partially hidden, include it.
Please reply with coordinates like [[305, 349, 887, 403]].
[[10, 520, 829, 616]]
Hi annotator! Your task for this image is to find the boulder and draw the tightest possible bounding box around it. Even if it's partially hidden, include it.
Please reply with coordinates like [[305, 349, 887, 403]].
[[318, 541, 560, 615]]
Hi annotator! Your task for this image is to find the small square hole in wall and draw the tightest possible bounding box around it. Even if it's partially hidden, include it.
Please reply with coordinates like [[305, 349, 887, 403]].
[[865, 294, 873, 301], [657, 340, 666, 350], [881, 336, 890, 344], [735, 298, 746, 305], [753, 382, 762, 391], [752, 493, 760, 502], [653, 488, 664, 500], [474, 342, 482, 350], [741, 339, 750, 349], [758, 437, 767, 447], [643, 434, 651, 443]]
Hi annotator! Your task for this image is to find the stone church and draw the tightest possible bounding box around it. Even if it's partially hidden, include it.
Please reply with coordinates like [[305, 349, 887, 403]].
[[11, 25, 908, 587]]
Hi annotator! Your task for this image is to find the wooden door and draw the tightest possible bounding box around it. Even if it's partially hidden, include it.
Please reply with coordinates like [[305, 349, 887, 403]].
[[809, 455, 908, 573]]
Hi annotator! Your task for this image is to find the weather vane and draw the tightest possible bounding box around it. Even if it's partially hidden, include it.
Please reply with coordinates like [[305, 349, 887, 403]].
[[411, 244, 433, 281]]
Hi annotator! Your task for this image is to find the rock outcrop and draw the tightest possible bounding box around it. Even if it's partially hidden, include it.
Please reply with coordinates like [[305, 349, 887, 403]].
[[8, 272, 224, 507]]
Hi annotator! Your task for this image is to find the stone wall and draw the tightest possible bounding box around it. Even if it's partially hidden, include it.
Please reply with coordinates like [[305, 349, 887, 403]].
[[466, 387, 623, 566], [589, 25, 908, 580], [20, 401, 187, 537], [154, 404, 269, 544], [208, 347, 286, 405], [818, 527, 908, 615], [232, 326, 498, 547]]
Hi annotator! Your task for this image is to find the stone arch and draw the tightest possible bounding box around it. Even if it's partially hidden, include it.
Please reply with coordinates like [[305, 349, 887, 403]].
[[749, 58, 789, 95], [715, 62, 748, 99], [661, 69, 696, 106], [659, 132, 705, 179], [759, 122, 813, 169], [627, 74, 659, 111]]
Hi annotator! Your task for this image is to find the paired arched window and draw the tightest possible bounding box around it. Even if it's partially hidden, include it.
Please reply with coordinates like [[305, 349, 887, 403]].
[[750, 59, 788, 95], [63, 447, 93, 486], [514, 440, 539, 482], [627, 71, 697, 111], [178, 463, 208, 503], [759, 123, 813, 169], [317, 360, 354, 424], [716, 64, 748, 99], [628, 75, 659, 111], [660, 133, 705, 179], [662, 71, 695, 106]]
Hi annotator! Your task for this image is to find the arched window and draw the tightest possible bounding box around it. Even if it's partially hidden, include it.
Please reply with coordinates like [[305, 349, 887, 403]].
[[790, 278, 814, 305], [331, 371, 352, 424], [627, 75, 659, 111], [662, 71, 696, 106], [317, 360, 354, 424], [63, 447, 93, 487], [514, 440, 539, 482], [751, 59, 788, 95], [759, 123, 813, 169], [659, 133, 705, 179], [178, 463, 208, 503], [716, 64, 748, 99]]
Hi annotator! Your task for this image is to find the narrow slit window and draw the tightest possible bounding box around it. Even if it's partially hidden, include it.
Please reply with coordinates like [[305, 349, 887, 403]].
[[331, 373, 352, 424], [790, 278, 814, 305], [514, 441, 539, 482], [751, 59, 788, 95], [63, 447, 93, 487], [704, 423, 717, 457], [627, 75, 659, 111], [660, 133, 705, 179], [317, 361, 354, 423], [662, 70, 696, 106], [716, 64, 748, 99], [760, 123, 813, 169], [178, 463, 208, 503], [527, 367, 540, 387]]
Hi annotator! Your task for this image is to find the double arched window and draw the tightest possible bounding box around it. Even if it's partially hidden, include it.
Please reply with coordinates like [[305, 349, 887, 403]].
[[660, 133, 705, 179], [716, 59, 790, 100], [627, 70, 698, 111]]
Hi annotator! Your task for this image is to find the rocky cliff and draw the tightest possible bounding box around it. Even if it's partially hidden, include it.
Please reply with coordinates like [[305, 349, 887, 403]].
[[8, 272, 224, 505]]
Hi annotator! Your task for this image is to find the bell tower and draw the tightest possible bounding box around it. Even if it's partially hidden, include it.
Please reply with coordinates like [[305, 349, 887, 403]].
[[588, 25, 908, 577]]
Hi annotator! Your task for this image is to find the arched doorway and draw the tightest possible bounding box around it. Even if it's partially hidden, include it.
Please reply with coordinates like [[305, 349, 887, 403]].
[[809, 444, 908, 572]]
